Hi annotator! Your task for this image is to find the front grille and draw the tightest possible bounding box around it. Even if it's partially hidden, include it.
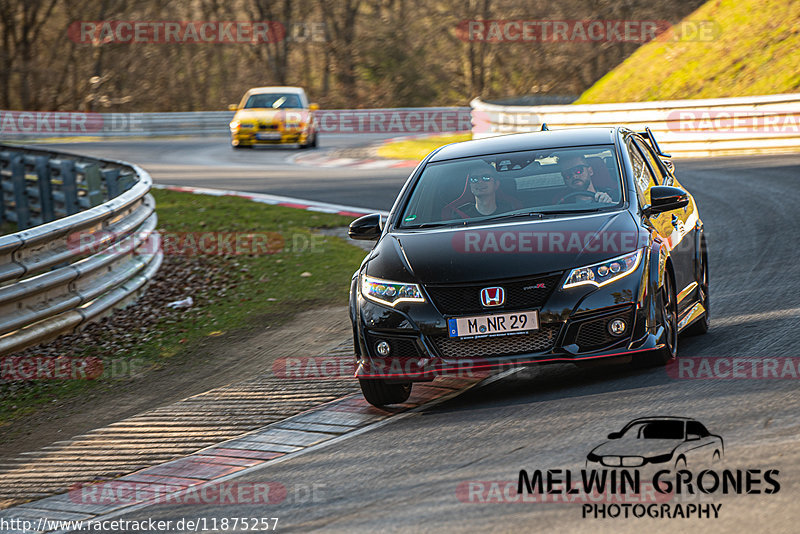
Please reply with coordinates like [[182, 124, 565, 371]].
[[575, 309, 634, 351], [431, 324, 560, 359], [425, 273, 563, 315], [259, 123, 278, 130]]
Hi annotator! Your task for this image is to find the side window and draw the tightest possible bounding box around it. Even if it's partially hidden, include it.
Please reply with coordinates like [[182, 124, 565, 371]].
[[686, 421, 710, 437], [627, 140, 657, 206], [634, 138, 668, 185]]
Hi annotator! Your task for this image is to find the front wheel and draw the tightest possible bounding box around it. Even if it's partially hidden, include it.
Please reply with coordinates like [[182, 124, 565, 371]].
[[359, 378, 412, 407], [300, 132, 317, 149]]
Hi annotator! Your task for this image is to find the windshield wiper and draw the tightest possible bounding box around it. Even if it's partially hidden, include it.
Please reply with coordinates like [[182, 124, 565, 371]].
[[403, 222, 450, 229], [471, 211, 549, 224], [533, 207, 605, 215]]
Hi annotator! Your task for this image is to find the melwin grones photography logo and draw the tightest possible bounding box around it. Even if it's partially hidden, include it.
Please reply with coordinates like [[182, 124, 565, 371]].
[[513, 417, 781, 519]]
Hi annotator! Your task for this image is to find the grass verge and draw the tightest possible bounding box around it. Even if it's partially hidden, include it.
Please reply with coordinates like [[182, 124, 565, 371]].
[[0, 189, 366, 428], [376, 133, 472, 160], [577, 0, 800, 103]]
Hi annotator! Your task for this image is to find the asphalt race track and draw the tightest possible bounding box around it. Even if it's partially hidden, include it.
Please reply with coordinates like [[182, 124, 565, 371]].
[[41, 134, 408, 210], [36, 138, 800, 532]]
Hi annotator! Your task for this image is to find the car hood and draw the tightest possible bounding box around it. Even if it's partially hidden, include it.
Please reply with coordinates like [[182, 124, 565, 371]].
[[591, 437, 682, 458], [234, 108, 309, 122], [367, 211, 641, 284]]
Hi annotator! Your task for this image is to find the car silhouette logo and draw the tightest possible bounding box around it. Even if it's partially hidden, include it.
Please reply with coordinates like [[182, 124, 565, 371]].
[[586, 416, 724, 470], [480, 287, 505, 307]]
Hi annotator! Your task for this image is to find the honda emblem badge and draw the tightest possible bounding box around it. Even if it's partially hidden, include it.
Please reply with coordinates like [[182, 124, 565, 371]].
[[480, 287, 505, 307]]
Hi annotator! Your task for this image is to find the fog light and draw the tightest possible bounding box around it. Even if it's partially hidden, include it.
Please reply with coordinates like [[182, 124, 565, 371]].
[[376, 341, 391, 356], [608, 319, 627, 336]]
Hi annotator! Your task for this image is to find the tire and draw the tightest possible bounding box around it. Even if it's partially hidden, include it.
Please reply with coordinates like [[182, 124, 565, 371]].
[[359, 378, 412, 407], [299, 132, 317, 150], [632, 271, 677, 368], [232, 144, 251, 149], [683, 246, 710, 336]]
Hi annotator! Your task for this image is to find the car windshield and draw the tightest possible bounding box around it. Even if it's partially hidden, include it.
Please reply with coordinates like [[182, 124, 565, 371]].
[[399, 145, 623, 228], [622, 420, 685, 440], [243, 93, 303, 109]]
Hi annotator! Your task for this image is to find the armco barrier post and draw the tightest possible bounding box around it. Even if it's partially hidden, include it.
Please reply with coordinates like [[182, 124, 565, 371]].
[[103, 168, 120, 198], [34, 155, 55, 223], [10, 154, 30, 230], [58, 159, 79, 215], [82, 163, 105, 207]]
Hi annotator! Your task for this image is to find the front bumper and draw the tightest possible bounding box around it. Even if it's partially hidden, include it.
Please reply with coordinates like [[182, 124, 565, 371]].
[[352, 260, 665, 381], [231, 128, 311, 146]]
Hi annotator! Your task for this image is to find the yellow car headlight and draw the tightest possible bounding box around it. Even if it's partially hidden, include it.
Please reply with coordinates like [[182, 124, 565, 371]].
[[229, 120, 240, 130]]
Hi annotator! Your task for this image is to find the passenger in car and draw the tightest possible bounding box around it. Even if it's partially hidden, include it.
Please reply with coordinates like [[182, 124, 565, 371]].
[[441, 164, 518, 219]]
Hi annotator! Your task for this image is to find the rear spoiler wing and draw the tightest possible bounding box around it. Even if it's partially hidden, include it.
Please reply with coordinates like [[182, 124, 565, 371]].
[[637, 127, 671, 158], [638, 127, 675, 175]]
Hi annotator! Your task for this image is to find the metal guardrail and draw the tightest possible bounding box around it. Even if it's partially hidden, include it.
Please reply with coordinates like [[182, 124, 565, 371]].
[[0, 111, 236, 139], [471, 93, 800, 157], [0, 144, 161, 356], [0, 107, 473, 139]]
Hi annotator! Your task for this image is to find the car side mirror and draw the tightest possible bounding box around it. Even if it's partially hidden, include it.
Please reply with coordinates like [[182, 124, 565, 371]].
[[349, 213, 383, 241], [309, 103, 320, 111], [643, 185, 689, 216], [607, 432, 622, 440], [228, 104, 238, 111]]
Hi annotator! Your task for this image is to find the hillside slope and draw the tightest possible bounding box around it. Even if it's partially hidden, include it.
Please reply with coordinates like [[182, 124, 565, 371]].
[[577, 0, 800, 103]]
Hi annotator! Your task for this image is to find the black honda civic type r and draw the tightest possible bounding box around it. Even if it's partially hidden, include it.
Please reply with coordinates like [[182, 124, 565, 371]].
[[348, 127, 709, 406]]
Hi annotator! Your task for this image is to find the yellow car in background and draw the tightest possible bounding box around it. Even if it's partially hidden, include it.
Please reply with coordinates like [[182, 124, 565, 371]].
[[229, 86, 319, 149]]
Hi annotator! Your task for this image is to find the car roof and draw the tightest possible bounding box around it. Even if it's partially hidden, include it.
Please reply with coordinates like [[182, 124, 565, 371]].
[[625, 416, 698, 424], [246, 86, 306, 95], [428, 127, 618, 162]]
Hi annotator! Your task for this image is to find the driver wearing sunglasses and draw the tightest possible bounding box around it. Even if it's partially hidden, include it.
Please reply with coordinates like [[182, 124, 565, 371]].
[[456, 165, 513, 217], [558, 154, 614, 204]]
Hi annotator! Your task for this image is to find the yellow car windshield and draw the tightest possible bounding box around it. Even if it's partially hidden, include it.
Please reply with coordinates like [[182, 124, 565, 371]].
[[243, 94, 303, 109]]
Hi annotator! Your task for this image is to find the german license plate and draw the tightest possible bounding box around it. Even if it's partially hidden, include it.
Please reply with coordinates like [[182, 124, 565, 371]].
[[448, 311, 539, 339], [256, 132, 282, 140]]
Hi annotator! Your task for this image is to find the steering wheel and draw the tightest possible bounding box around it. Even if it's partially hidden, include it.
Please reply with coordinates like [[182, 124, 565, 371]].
[[558, 191, 597, 204]]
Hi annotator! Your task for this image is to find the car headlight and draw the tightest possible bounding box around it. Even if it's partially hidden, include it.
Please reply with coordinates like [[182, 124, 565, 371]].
[[646, 452, 674, 464], [229, 120, 240, 130], [361, 275, 425, 307], [563, 249, 643, 289]]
